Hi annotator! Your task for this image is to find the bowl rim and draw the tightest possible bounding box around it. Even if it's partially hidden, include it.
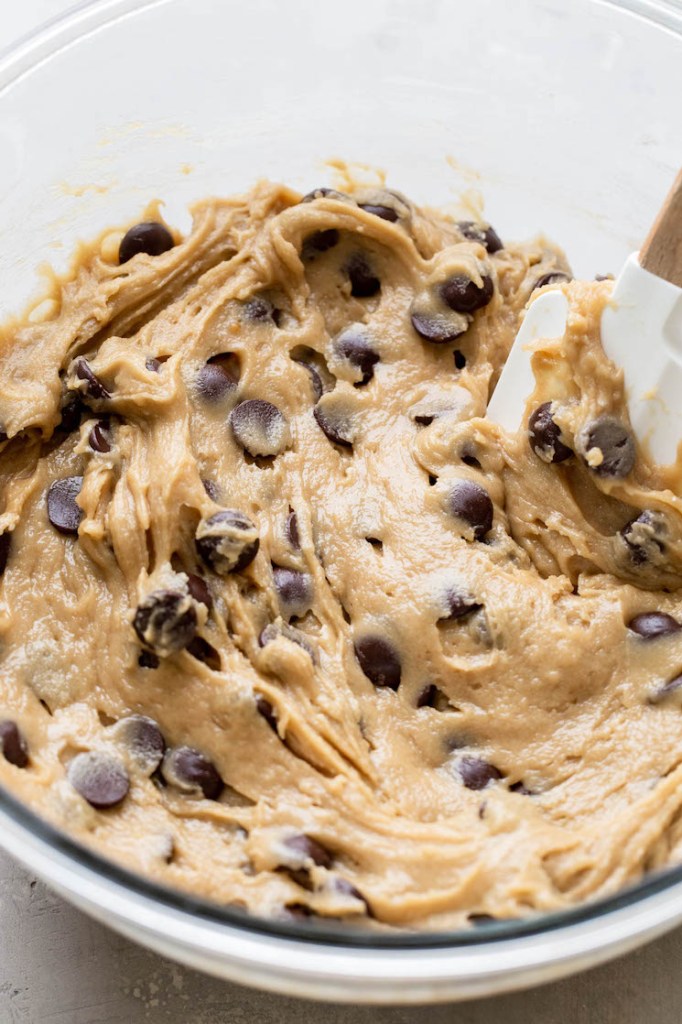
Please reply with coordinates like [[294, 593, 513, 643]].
[[1, 0, 682, 970]]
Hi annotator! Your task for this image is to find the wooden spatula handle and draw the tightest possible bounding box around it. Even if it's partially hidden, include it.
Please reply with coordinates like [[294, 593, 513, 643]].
[[639, 168, 682, 287]]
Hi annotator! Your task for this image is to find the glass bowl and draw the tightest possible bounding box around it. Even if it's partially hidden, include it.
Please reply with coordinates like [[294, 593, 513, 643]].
[[0, 0, 681, 1003]]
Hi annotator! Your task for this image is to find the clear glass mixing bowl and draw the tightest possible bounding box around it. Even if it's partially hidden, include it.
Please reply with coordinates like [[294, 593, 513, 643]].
[[0, 0, 681, 1003]]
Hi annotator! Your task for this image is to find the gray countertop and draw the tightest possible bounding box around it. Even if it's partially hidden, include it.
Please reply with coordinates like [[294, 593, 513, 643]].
[[2, 3, 681, 1020]]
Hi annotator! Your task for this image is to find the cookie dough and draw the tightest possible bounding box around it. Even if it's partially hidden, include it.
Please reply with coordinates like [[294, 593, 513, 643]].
[[2, 180, 682, 931]]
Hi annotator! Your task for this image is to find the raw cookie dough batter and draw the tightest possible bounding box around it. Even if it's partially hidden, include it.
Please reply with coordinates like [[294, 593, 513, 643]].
[[2, 180, 682, 931]]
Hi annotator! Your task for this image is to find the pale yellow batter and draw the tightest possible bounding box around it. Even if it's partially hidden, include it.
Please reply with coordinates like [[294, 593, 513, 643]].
[[1, 180, 682, 931]]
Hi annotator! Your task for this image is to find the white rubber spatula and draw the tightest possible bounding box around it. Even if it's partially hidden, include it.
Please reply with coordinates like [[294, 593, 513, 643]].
[[488, 169, 682, 465]]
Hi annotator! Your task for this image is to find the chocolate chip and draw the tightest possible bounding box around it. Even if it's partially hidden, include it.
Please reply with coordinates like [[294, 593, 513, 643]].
[[649, 674, 682, 705], [534, 271, 571, 290], [416, 684, 437, 708], [458, 756, 502, 790], [230, 399, 290, 457], [75, 357, 110, 400], [448, 480, 493, 541], [57, 391, 83, 435], [256, 697, 278, 732], [354, 635, 401, 689], [110, 715, 165, 773], [68, 751, 130, 809], [259, 622, 316, 662], [410, 307, 466, 344], [0, 427, 6, 443], [283, 833, 333, 870], [138, 650, 160, 669], [186, 572, 212, 609], [294, 360, 324, 401], [302, 229, 340, 259], [88, 420, 111, 453], [578, 417, 635, 478], [346, 254, 380, 298], [441, 588, 482, 621], [0, 532, 11, 576], [202, 478, 221, 501], [285, 510, 300, 550], [440, 274, 494, 315], [119, 221, 174, 264], [313, 404, 354, 448], [509, 781, 533, 796], [621, 511, 666, 566], [186, 635, 221, 670], [332, 877, 370, 911], [360, 203, 399, 222], [457, 221, 503, 254], [161, 746, 223, 800], [146, 357, 161, 372], [0, 721, 29, 768], [468, 913, 498, 926], [195, 356, 238, 402], [628, 612, 681, 640], [273, 566, 313, 620], [454, 350, 466, 370], [133, 589, 198, 656], [47, 476, 84, 535], [336, 325, 380, 386], [243, 295, 279, 324], [196, 509, 260, 575], [528, 402, 572, 464], [300, 187, 351, 203]]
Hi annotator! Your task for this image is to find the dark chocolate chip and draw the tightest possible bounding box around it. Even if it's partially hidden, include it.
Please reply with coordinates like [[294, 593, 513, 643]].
[[0, 720, 29, 768], [332, 877, 370, 911], [454, 350, 466, 370], [411, 308, 466, 344], [119, 221, 174, 264], [416, 684, 437, 708], [186, 635, 221, 670], [202, 478, 221, 501], [528, 402, 573, 464], [0, 427, 6, 443], [293, 359, 324, 401], [336, 326, 380, 386], [256, 697, 278, 732], [110, 714, 165, 773], [354, 635, 401, 689], [578, 417, 635, 478], [650, 673, 682, 705], [346, 254, 380, 298], [47, 476, 84, 535], [359, 203, 399, 222], [302, 229, 340, 259], [57, 391, 84, 435], [628, 612, 681, 640], [133, 589, 198, 656], [0, 532, 11, 576], [195, 356, 238, 402], [283, 833, 333, 870], [273, 566, 313, 620], [461, 447, 481, 468], [300, 187, 350, 203], [161, 746, 223, 800], [313, 404, 353, 448], [138, 650, 160, 669], [620, 511, 666, 566], [458, 756, 502, 790], [75, 357, 110, 400], [285, 510, 300, 550], [259, 622, 316, 661], [68, 751, 130, 809], [196, 509, 260, 575], [186, 572, 212, 609], [509, 781, 533, 796], [230, 399, 290, 457], [457, 221, 503, 254], [146, 357, 161, 372], [440, 274, 494, 314], [534, 271, 571, 290], [448, 480, 493, 541], [243, 295, 278, 324], [88, 420, 111, 453], [442, 588, 482, 621]]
